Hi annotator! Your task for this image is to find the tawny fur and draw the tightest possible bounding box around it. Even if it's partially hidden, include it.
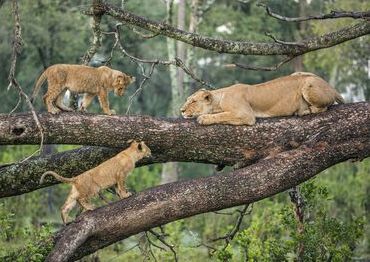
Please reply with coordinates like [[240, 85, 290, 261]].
[[40, 141, 151, 224], [180, 72, 344, 125], [32, 64, 135, 115]]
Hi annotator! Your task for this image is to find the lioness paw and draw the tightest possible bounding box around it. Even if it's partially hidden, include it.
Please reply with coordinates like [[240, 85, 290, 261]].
[[197, 115, 212, 125]]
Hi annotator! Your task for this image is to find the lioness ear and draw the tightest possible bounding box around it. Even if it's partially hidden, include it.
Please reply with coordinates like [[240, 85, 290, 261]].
[[138, 143, 143, 151], [203, 91, 212, 102]]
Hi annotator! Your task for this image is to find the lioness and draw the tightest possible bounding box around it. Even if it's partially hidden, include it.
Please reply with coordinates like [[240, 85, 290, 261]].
[[40, 140, 151, 224], [181, 72, 344, 125], [32, 64, 135, 115]]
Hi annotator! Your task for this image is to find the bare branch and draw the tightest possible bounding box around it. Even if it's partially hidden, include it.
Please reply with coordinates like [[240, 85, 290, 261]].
[[88, 2, 370, 57], [257, 3, 370, 22]]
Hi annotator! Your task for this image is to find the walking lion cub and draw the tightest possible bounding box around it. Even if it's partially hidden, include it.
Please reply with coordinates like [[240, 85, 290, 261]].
[[181, 72, 344, 125], [32, 64, 135, 115], [40, 141, 151, 224]]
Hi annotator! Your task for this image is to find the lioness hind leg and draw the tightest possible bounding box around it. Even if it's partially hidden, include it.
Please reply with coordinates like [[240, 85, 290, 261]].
[[309, 106, 327, 114], [301, 80, 336, 109]]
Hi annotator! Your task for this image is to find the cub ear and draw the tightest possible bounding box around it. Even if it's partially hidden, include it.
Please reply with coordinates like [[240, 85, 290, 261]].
[[138, 142, 143, 151]]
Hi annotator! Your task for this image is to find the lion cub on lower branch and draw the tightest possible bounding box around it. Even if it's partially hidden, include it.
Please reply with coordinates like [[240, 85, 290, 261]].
[[40, 141, 151, 224], [180, 72, 344, 125], [32, 64, 135, 115]]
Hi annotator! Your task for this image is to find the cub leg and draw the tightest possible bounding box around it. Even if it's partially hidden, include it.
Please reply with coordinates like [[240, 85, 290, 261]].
[[44, 86, 62, 114], [56, 90, 73, 112], [117, 174, 132, 199], [80, 93, 96, 112], [61, 186, 79, 224], [78, 198, 95, 211], [98, 91, 113, 115]]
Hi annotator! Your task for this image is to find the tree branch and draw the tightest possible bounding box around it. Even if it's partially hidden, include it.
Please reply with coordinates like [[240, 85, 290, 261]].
[[87, 2, 370, 56], [0, 103, 369, 198], [45, 136, 370, 261], [257, 3, 370, 22]]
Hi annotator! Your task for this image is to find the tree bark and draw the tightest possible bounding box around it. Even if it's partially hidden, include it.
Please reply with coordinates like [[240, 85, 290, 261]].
[[0, 102, 369, 198], [93, 2, 370, 56], [46, 137, 370, 261]]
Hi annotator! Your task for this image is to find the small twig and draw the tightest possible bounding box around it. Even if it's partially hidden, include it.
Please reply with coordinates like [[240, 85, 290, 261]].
[[265, 32, 306, 47], [225, 56, 295, 71], [102, 23, 213, 110], [257, 2, 370, 22], [149, 228, 178, 262], [211, 204, 252, 250], [8, 0, 44, 159], [289, 186, 305, 261]]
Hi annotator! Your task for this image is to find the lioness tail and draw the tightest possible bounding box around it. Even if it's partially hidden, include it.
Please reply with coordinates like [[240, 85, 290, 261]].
[[40, 171, 74, 184], [31, 70, 47, 103], [334, 91, 345, 104]]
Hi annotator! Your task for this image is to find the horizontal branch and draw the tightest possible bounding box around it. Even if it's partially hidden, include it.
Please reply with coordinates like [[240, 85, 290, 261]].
[[47, 137, 370, 261], [0, 103, 369, 198], [91, 2, 370, 56]]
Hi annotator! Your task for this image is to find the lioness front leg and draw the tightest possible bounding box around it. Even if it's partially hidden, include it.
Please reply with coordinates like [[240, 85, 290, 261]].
[[197, 112, 255, 125], [98, 91, 114, 115]]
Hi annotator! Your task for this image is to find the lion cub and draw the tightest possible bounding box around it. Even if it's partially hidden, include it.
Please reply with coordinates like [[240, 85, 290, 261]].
[[40, 141, 151, 224], [181, 72, 344, 125], [32, 64, 135, 115]]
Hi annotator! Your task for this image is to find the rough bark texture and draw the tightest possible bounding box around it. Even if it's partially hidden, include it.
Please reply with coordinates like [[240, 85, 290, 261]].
[[96, 2, 370, 56], [47, 137, 370, 261], [0, 102, 369, 198]]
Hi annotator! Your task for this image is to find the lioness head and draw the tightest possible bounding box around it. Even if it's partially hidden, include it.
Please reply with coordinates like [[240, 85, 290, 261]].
[[113, 73, 136, 96], [129, 140, 151, 158], [180, 89, 214, 118]]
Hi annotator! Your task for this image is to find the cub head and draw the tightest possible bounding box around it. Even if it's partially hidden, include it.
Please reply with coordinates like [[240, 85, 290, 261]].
[[180, 89, 214, 118], [113, 72, 136, 96], [128, 140, 151, 158]]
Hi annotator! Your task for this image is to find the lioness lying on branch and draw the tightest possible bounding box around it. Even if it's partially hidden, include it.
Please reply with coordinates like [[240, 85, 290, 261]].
[[31, 64, 135, 115], [181, 72, 344, 125], [40, 140, 151, 224]]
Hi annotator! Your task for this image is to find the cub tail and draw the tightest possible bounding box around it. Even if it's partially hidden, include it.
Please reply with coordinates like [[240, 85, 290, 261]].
[[40, 171, 74, 184], [31, 70, 48, 103]]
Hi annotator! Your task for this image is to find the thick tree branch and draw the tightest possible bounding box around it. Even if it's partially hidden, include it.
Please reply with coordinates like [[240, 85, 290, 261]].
[[0, 103, 369, 198], [87, 2, 370, 56], [46, 136, 370, 261]]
